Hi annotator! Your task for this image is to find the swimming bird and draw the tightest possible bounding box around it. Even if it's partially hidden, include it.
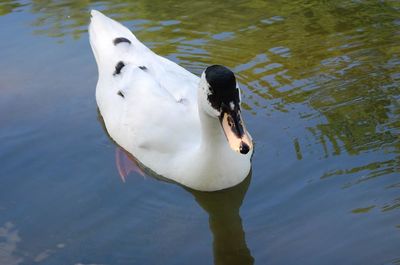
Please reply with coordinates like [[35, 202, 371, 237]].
[[89, 10, 253, 191]]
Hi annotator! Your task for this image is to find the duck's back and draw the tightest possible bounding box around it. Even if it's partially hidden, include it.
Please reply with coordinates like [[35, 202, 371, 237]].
[[89, 10, 201, 158]]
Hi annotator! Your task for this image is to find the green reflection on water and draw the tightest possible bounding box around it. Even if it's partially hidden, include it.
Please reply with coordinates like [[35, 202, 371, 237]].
[[351, 205, 375, 214], [0, 1, 24, 15], [8, 0, 398, 157], [5, 0, 397, 206]]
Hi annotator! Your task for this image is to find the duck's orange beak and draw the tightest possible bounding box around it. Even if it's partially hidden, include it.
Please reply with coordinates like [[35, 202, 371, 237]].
[[219, 105, 252, 154]]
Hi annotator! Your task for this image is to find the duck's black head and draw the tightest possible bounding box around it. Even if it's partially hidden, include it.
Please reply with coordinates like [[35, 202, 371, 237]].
[[200, 65, 252, 155], [204, 65, 240, 112]]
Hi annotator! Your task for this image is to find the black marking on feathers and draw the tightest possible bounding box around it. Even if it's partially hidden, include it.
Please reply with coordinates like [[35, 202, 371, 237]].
[[114, 61, 125, 75], [113, 37, 131, 45], [139, 66, 147, 70], [117, 91, 125, 98]]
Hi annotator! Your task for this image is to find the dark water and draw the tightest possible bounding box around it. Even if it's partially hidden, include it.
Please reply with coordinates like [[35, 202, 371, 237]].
[[0, 1, 399, 264]]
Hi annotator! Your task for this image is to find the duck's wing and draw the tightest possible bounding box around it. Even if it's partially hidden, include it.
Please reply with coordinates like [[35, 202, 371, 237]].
[[89, 10, 199, 102], [89, 10, 201, 154]]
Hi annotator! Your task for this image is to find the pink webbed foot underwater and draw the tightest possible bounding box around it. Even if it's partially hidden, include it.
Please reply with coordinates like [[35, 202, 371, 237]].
[[115, 147, 145, 183]]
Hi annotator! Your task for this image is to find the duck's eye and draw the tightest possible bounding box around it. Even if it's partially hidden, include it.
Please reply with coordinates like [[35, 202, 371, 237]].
[[227, 116, 234, 127]]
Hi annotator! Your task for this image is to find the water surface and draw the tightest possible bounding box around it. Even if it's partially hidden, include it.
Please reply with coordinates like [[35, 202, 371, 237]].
[[0, 1, 399, 264]]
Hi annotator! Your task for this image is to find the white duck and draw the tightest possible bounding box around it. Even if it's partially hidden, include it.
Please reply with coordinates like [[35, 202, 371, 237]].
[[89, 10, 253, 191]]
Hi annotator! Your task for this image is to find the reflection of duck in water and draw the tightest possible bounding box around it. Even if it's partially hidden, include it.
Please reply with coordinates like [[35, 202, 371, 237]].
[[89, 10, 253, 191], [191, 175, 255, 265], [116, 147, 254, 265]]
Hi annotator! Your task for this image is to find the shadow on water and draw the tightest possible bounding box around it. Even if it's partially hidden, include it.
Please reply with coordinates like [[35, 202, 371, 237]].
[[189, 176, 254, 265], [105, 101, 254, 265], [115, 146, 254, 265]]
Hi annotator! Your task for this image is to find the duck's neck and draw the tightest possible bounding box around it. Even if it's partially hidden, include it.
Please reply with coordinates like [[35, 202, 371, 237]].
[[181, 108, 231, 190], [172, 86, 249, 191], [175, 106, 249, 191], [198, 109, 225, 153]]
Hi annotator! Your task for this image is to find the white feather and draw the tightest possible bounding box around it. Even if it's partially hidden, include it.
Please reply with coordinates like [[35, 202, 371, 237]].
[[89, 10, 252, 191]]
